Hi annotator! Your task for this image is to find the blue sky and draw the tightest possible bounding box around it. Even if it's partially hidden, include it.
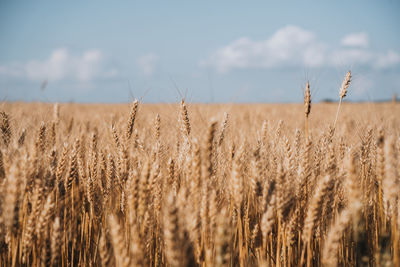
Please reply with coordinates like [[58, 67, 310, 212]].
[[0, 1, 399, 103]]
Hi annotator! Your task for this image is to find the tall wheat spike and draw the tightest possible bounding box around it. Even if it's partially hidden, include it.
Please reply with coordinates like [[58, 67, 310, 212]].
[[304, 81, 311, 140], [333, 70, 351, 129]]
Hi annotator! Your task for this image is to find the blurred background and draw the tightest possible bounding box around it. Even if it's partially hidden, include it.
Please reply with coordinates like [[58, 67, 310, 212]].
[[0, 1, 399, 103]]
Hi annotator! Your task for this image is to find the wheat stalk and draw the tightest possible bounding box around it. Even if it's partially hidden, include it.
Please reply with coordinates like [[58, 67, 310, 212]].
[[333, 71, 351, 129]]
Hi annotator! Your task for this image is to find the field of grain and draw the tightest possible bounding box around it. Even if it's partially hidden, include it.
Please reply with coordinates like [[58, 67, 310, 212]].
[[0, 98, 399, 266]]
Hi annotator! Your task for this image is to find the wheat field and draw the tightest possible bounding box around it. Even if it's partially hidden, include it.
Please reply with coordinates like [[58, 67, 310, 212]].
[[0, 96, 399, 266]]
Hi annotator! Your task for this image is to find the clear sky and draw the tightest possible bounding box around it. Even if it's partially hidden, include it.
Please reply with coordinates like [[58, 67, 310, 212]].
[[1, 1, 399, 103]]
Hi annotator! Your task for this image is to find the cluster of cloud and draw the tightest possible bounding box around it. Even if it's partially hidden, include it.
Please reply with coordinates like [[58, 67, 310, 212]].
[[203, 25, 400, 73], [0, 48, 162, 83], [0, 48, 118, 82], [341, 32, 369, 48], [136, 53, 159, 76]]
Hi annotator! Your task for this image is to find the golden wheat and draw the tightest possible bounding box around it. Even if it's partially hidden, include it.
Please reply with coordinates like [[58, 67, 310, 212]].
[[0, 87, 399, 266]]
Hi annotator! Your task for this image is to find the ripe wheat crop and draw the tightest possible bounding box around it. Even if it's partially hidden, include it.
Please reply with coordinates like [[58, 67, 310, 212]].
[[0, 78, 399, 266]]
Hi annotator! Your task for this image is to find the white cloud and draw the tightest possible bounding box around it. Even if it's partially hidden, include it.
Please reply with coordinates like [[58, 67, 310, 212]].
[[203, 26, 400, 72], [0, 48, 117, 82], [26, 48, 70, 81], [203, 25, 326, 72], [376, 50, 400, 69], [329, 48, 373, 66], [137, 53, 158, 76], [76, 50, 103, 81], [341, 32, 369, 48], [0, 63, 24, 77]]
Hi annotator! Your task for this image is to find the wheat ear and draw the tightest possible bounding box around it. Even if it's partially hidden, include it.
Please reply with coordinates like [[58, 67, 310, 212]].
[[304, 81, 311, 139], [333, 71, 351, 129]]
